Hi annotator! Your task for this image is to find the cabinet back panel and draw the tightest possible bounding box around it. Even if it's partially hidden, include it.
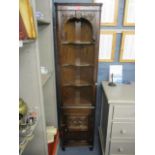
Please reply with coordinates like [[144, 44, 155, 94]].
[[61, 67, 94, 84], [64, 18, 93, 42], [60, 45, 95, 65], [62, 86, 93, 105]]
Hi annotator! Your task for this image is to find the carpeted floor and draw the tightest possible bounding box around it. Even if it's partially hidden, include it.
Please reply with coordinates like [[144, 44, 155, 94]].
[[57, 132, 102, 155]]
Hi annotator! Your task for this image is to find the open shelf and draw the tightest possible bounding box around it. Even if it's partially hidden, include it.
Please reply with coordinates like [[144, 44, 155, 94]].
[[63, 98, 92, 105], [20, 0, 58, 154], [37, 19, 51, 25], [60, 45, 95, 65], [61, 67, 94, 86], [68, 126, 88, 132], [41, 72, 52, 86], [61, 41, 95, 45], [19, 121, 38, 155], [63, 82, 93, 87], [19, 40, 35, 48], [61, 105, 95, 109], [62, 86, 94, 106], [61, 63, 94, 67], [63, 17, 94, 43]]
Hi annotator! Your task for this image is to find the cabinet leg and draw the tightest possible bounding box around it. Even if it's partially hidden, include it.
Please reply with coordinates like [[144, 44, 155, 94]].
[[89, 146, 93, 151], [62, 146, 66, 151]]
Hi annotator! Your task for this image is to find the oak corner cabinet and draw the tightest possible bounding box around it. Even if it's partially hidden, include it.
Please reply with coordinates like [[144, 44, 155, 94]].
[[54, 3, 102, 150]]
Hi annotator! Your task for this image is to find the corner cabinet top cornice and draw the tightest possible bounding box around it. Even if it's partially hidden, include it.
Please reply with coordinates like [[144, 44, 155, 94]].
[[102, 81, 135, 104]]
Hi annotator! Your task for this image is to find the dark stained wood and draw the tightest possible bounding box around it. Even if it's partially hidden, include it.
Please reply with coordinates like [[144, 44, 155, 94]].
[[60, 45, 95, 66], [54, 3, 102, 149], [62, 86, 93, 106]]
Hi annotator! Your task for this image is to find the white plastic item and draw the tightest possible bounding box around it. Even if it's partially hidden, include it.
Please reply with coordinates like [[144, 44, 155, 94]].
[[47, 133, 54, 143], [46, 126, 57, 135], [46, 126, 57, 143], [40, 66, 49, 74]]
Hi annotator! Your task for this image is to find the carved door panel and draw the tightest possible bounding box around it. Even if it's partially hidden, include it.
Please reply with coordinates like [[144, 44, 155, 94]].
[[67, 115, 89, 131], [61, 109, 94, 143]]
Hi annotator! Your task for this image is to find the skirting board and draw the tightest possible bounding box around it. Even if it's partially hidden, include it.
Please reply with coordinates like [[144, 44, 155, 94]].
[[98, 127, 104, 155]]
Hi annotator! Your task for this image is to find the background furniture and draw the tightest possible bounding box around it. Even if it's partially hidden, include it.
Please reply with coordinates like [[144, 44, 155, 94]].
[[99, 81, 135, 155], [19, 0, 58, 154], [54, 3, 102, 149]]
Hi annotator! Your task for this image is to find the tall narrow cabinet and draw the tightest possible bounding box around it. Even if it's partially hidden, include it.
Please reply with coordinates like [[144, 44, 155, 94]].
[[54, 3, 102, 149]]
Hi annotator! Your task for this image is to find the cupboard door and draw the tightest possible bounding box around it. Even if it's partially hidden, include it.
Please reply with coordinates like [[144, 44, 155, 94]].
[[62, 109, 94, 130], [61, 109, 94, 144]]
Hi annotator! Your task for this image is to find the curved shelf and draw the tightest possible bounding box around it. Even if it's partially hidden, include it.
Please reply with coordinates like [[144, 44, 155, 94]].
[[61, 41, 95, 45], [63, 98, 92, 106], [62, 63, 94, 67], [62, 79, 94, 87], [63, 83, 93, 87], [68, 127, 88, 132], [61, 105, 95, 109]]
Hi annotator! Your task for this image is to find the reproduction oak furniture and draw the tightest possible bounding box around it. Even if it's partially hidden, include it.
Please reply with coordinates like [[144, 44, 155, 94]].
[[99, 81, 135, 155], [54, 3, 102, 150]]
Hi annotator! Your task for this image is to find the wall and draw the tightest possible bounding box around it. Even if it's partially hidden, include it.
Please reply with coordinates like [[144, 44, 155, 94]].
[[97, 0, 135, 129], [98, 0, 135, 82], [98, 33, 135, 82]]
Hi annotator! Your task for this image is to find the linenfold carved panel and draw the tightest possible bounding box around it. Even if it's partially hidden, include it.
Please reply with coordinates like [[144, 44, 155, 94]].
[[67, 115, 89, 130]]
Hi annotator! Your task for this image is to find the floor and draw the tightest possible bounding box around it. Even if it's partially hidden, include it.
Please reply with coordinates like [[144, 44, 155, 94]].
[[57, 132, 102, 155]]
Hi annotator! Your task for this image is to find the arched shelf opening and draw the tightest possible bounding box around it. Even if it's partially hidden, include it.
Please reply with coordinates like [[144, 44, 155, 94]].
[[63, 18, 94, 43]]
